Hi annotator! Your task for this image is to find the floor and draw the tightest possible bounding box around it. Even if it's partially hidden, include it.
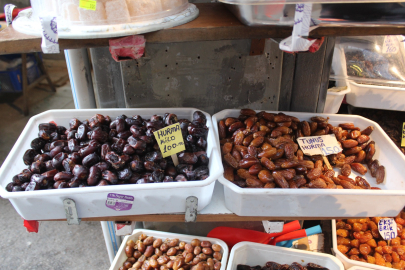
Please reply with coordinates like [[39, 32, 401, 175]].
[[0, 57, 110, 269]]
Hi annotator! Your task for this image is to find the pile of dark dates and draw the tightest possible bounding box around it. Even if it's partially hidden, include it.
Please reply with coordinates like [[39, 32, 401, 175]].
[[237, 261, 329, 270], [220, 108, 386, 189], [6, 111, 209, 192]]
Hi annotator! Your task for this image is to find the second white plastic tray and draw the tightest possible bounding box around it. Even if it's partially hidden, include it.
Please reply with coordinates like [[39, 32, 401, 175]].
[[212, 109, 405, 217], [227, 242, 344, 270]]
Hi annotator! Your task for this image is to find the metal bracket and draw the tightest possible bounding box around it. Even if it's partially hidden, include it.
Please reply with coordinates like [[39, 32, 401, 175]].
[[63, 198, 81, 225], [185, 196, 198, 223]]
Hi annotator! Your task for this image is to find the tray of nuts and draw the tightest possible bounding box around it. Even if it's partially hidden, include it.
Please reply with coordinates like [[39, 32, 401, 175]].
[[212, 109, 405, 217], [0, 108, 222, 220], [109, 229, 228, 270], [332, 211, 405, 270], [227, 242, 343, 270]]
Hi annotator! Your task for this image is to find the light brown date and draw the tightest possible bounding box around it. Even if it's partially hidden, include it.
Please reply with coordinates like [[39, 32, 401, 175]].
[[376, 166, 385, 184], [261, 157, 276, 170], [240, 108, 256, 116], [222, 143, 233, 155], [258, 170, 274, 183], [272, 171, 289, 188], [249, 164, 262, 175], [342, 140, 359, 148], [308, 178, 327, 189], [357, 135, 370, 144], [350, 130, 361, 140], [306, 168, 322, 180], [239, 158, 259, 169], [223, 153, 238, 169], [361, 126, 374, 135], [218, 120, 227, 139], [354, 150, 366, 163], [341, 164, 351, 177], [246, 178, 264, 188], [345, 147, 362, 155], [250, 137, 264, 148], [351, 163, 367, 175]]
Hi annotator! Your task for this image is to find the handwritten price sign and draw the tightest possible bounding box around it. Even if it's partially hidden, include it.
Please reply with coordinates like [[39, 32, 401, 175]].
[[382, 36, 399, 54], [378, 218, 398, 241], [297, 134, 342, 156], [154, 123, 185, 158]]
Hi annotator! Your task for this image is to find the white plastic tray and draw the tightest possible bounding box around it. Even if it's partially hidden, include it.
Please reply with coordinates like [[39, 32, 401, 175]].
[[346, 81, 405, 111], [227, 242, 344, 270], [110, 229, 229, 270], [332, 220, 392, 270], [0, 108, 222, 220], [212, 109, 405, 217], [324, 84, 351, 114], [348, 267, 375, 270], [12, 5, 198, 39]]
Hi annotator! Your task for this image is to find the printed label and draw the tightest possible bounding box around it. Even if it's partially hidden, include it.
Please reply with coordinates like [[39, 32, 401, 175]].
[[382, 36, 399, 54], [40, 16, 60, 54], [106, 193, 134, 211], [378, 218, 397, 240], [262, 221, 284, 234], [297, 134, 342, 156], [401, 122, 405, 147], [79, 0, 97, 11], [154, 123, 186, 158], [4, 4, 16, 26]]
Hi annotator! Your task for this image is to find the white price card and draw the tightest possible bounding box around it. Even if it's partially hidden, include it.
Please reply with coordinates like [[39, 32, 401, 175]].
[[262, 221, 284, 234], [378, 218, 397, 240], [382, 36, 399, 54], [297, 134, 342, 156]]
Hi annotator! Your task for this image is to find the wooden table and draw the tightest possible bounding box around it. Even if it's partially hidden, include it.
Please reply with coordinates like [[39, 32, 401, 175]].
[[2, 3, 405, 55]]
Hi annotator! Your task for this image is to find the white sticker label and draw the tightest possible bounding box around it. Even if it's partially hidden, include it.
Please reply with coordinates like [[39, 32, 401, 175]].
[[382, 36, 399, 54], [40, 16, 60, 54], [279, 4, 319, 52], [378, 218, 397, 240], [297, 134, 342, 156], [262, 221, 284, 234], [4, 4, 16, 26]]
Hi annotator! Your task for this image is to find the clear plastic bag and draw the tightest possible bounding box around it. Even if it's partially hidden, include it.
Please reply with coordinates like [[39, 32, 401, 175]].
[[335, 35, 405, 88]]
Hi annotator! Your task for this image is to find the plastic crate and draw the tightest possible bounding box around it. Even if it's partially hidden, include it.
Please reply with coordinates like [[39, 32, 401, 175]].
[[0, 71, 16, 92], [0, 56, 42, 92]]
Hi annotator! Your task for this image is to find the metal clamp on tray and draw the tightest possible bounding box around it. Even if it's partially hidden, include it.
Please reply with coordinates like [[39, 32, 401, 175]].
[[63, 198, 81, 225], [185, 196, 198, 222]]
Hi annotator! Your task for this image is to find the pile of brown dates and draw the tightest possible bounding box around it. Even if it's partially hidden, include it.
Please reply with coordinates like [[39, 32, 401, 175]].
[[120, 234, 222, 270], [237, 261, 329, 270], [219, 108, 385, 189], [7, 111, 209, 192]]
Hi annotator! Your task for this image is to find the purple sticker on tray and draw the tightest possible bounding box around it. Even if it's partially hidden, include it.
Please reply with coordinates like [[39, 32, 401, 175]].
[[106, 193, 134, 211]]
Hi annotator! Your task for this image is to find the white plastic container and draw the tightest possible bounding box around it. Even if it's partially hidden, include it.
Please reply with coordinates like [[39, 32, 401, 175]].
[[346, 81, 405, 111], [0, 108, 222, 220], [348, 267, 375, 270], [212, 109, 405, 217], [325, 47, 351, 114], [324, 85, 351, 114], [31, 0, 188, 26], [14, 3, 198, 39], [332, 36, 405, 111], [332, 220, 391, 270], [227, 242, 344, 270], [110, 229, 229, 270]]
